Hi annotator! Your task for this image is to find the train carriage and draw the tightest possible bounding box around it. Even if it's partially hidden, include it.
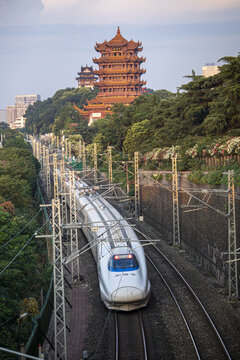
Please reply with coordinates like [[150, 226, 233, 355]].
[[64, 172, 151, 311]]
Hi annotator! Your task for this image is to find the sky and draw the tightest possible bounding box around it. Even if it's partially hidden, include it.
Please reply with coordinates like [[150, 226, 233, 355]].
[[0, 0, 240, 109]]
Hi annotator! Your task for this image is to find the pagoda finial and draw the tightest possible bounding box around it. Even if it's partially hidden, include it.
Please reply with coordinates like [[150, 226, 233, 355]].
[[117, 26, 120, 35]]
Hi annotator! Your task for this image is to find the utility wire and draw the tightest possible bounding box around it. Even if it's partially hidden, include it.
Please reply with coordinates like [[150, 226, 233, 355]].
[[0, 218, 49, 276], [0, 208, 42, 250]]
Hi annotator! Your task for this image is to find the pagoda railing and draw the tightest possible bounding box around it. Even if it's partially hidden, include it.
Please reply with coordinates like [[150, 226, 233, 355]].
[[97, 91, 141, 97], [93, 56, 146, 63], [93, 68, 146, 75], [95, 80, 146, 87]]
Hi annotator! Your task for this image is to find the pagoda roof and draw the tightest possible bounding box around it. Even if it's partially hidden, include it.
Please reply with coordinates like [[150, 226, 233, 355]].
[[95, 27, 141, 52], [81, 65, 93, 72]]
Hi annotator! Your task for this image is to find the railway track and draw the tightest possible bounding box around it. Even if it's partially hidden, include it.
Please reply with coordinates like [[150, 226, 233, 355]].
[[114, 310, 147, 360], [146, 244, 232, 360]]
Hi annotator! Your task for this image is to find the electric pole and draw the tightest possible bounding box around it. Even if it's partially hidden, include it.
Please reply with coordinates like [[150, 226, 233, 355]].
[[172, 156, 181, 247], [134, 152, 140, 218], [228, 170, 238, 299], [108, 146, 113, 184]]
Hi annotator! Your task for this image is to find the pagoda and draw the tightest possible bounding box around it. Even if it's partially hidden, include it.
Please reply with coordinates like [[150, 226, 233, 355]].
[[76, 65, 97, 89], [76, 27, 146, 124]]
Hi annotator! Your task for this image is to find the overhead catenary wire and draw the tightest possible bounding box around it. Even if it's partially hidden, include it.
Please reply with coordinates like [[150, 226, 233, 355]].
[[0, 217, 50, 276], [0, 208, 43, 250]]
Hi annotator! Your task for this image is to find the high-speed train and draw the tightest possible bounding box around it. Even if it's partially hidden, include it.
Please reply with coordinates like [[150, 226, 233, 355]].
[[64, 171, 151, 311]]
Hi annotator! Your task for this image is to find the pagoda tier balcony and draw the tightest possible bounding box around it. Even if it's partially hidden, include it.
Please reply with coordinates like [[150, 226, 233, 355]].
[[97, 91, 142, 98], [88, 94, 139, 104], [93, 56, 146, 64], [76, 76, 97, 80], [93, 68, 146, 75], [94, 80, 146, 87]]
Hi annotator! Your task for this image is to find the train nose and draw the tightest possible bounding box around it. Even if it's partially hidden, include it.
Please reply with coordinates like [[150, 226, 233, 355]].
[[111, 287, 143, 302]]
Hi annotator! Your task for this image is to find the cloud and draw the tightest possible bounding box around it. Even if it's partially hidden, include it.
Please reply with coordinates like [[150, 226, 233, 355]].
[[0, 0, 44, 26], [40, 0, 240, 25], [1, 0, 239, 27]]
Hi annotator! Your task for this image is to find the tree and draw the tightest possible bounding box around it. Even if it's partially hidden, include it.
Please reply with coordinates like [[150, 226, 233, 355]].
[[123, 119, 152, 155]]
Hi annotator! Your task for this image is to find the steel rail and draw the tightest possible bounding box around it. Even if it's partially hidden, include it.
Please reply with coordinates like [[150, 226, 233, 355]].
[[147, 245, 232, 360], [115, 311, 147, 360], [146, 254, 201, 360], [139, 311, 148, 360], [115, 312, 119, 360]]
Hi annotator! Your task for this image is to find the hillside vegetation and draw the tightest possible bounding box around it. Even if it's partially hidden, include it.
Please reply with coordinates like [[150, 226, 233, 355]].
[[0, 130, 51, 359], [25, 54, 240, 156]]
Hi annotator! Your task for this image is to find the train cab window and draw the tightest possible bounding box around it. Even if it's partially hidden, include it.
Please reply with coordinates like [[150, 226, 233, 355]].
[[108, 254, 139, 272]]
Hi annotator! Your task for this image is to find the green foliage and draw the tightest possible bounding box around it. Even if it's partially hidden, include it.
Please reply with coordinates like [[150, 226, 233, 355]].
[[187, 169, 240, 186], [24, 54, 240, 163], [25, 87, 98, 135], [0, 131, 51, 356], [0, 175, 31, 207], [0, 122, 9, 132], [123, 119, 152, 155], [0, 138, 39, 203]]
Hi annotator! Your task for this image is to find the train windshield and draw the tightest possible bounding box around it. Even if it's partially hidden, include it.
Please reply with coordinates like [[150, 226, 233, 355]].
[[108, 254, 139, 272]]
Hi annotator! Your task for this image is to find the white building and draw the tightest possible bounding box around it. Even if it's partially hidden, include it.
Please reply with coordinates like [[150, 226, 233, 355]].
[[15, 94, 41, 106], [202, 64, 220, 77], [10, 116, 26, 129], [7, 94, 41, 128]]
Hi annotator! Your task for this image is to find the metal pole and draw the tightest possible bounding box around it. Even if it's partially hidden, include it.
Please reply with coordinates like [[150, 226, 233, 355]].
[[69, 171, 79, 282], [52, 199, 68, 360], [134, 152, 140, 218], [46, 148, 51, 199], [53, 154, 59, 201], [32, 139, 36, 157], [82, 142, 86, 175], [108, 146, 113, 184], [36, 141, 39, 161], [41, 145, 46, 177], [68, 141, 71, 161], [126, 163, 130, 194], [60, 159, 68, 232], [78, 140, 82, 161], [228, 170, 238, 299], [0, 347, 42, 360], [39, 142, 42, 167], [65, 139, 68, 159], [93, 143, 97, 184], [172, 156, 181, 247]]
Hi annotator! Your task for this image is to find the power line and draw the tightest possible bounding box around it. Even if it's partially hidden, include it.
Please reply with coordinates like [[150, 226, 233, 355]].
[[0, 208, 42, 250], [0, 218, 49, 276]]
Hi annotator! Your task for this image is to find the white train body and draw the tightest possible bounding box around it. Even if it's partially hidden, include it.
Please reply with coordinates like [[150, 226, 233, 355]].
[[64, 173, 150, 311]]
